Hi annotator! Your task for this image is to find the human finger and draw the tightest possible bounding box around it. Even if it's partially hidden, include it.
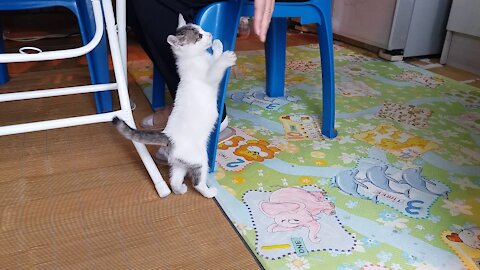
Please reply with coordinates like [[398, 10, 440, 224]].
[[253, 0, 267, 38], [258, 0, 274, 42]]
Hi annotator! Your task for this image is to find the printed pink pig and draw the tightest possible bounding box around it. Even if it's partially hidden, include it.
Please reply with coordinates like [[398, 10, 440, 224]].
[[260, 187, 335, 242]]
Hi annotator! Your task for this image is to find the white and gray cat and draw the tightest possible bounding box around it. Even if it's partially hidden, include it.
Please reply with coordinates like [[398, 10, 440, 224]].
[[113, 20, 236, 198]]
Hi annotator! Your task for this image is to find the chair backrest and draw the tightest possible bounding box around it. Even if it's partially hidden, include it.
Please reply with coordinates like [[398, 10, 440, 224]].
[[194, 0, 244, 170], [0, 0, 77, 11], [196, 0, 243, 52]]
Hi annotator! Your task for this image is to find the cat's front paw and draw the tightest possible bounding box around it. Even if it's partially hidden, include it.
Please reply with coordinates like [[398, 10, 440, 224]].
[[212, 39, 223, 53], [220, 51, 237, 67]]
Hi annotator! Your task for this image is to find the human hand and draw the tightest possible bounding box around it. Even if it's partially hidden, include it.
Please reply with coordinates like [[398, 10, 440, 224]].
[[253, 0, 275, 42]]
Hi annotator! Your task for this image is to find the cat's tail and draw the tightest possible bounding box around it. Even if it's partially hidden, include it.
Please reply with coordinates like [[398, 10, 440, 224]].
[[112, 117, 170, 146]]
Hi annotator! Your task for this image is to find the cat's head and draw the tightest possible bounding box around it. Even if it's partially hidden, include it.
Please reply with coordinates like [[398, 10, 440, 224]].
[[167, 24, 213, 55]]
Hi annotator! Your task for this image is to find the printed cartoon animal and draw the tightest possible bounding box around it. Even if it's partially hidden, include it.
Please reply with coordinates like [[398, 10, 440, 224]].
[[377, 137, 430, 151], [260, 187, 335, 242], [365, 165, 409, 197], [233, 140, 280, 162], [113, 20, 236, 198], [398, 167, 448, 198], [333, 169, 378, 203], [446, 227, 480, 249]]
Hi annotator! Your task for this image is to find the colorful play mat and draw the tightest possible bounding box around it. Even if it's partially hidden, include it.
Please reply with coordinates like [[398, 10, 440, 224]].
[[129, 42, 480, 270]]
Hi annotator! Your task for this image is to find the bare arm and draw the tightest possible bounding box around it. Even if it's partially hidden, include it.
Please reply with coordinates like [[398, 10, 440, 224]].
[[253, 0, 275, 42]]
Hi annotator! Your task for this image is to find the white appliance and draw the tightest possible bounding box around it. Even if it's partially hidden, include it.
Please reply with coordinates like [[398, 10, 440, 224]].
[[332, 0, 452, 58]]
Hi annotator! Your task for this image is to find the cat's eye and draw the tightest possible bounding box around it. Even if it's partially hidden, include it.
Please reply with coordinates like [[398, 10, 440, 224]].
[[195, 34, 203, 43]]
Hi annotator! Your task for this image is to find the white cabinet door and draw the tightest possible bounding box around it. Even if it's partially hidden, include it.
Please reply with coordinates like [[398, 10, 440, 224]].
[[447, 0, 480, 37], [332, 0, 399, 49]]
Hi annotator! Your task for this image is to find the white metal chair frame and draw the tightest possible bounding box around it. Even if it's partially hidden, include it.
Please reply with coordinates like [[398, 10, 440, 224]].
[[0, 0, 171, 197]]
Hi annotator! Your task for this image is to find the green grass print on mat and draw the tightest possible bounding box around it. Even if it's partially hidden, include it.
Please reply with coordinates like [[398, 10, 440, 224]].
[[128, 42, 480, 270]]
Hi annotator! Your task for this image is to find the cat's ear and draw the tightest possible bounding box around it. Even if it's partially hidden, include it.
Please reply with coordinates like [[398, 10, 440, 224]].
[[178, 14, 187, 28], [167, 35, 180, 47]]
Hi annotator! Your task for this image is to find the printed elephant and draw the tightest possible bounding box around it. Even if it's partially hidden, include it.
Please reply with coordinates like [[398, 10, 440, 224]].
[[260, 187, 335, 242]]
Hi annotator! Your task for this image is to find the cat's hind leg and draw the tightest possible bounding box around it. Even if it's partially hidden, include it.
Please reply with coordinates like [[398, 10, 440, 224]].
[[170, 165, 188, 195], [191, 164, 217, 198]]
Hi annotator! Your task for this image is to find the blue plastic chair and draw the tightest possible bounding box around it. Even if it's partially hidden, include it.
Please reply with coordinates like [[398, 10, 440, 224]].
[[243, 0, 337, 140], [152, 0, 337, 171], [0, 22, 8, 85], [0, 0, 113, 113]]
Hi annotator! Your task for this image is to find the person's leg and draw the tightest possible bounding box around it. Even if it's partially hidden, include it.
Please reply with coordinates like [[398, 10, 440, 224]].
[[129, 0, 180, 97]]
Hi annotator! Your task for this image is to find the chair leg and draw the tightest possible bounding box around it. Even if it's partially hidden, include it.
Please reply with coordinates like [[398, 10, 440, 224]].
[[207, 75, 230, 172], [151, 66, 166, 110], [0, 21, 9, 85], [265, 17, 287, 97], [317, 13, 337, 139], [101, 0, 171, 197], [76, 0, 113, 113]]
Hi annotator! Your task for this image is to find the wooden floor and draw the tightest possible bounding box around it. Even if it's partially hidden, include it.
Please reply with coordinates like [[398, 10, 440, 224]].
[[1, 10, 479, 270]]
